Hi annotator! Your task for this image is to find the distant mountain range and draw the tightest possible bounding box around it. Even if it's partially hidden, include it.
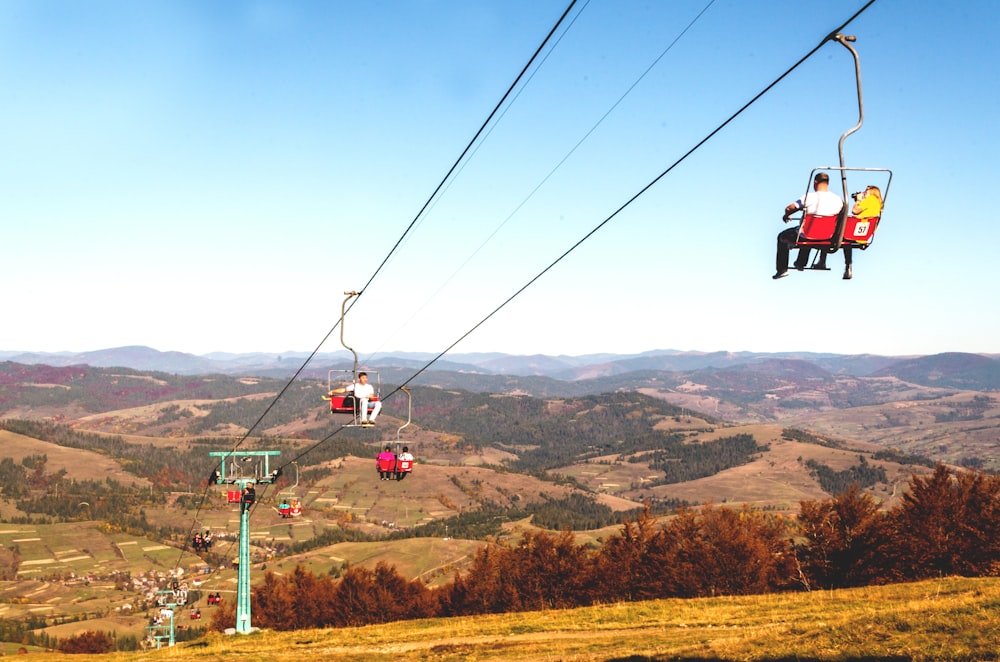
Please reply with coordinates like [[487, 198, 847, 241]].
[[2, 346, 1000, 391]]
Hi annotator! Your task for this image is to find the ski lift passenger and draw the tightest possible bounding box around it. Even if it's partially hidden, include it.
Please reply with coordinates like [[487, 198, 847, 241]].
[[811, 184, 883, 279], [774, 172, 844, 279], [396, 446, 414, 480], [842, 185, 883, 279], [328, 372, 381, 426], [240, 484, 256, 513], [377, 446, 396, 481]]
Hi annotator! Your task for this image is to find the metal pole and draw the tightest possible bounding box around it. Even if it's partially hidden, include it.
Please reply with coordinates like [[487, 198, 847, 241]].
[[834, 34, 864, 185], [236, 498, 252, 633], [834, 33, 863, 251], [340, 291, 359, 378], [207, 450, 280, 635]]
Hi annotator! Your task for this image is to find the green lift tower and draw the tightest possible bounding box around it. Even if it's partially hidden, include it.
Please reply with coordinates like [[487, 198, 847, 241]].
[[209, 449, 281, 634]]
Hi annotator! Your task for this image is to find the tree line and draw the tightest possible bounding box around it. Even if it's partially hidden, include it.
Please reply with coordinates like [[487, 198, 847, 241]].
[[805, 456, 887, 494], [210, 464, 1000, 632]]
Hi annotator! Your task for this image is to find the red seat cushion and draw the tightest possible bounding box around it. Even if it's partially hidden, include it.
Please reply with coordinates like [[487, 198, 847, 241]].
[[798, 214, 839, 242]]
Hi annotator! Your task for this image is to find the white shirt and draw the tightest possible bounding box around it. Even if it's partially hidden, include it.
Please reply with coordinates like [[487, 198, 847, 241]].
[[350, 382, 375, 399], [797, 190, 844, 216]]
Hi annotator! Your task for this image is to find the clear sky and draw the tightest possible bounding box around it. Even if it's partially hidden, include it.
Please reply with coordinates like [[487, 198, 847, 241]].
[[2, 0, 998, 360]]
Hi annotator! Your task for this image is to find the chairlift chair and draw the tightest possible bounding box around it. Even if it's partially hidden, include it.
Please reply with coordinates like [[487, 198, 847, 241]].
[[378, 386, 414, 482], [323, 291, 381, 426], [326, 368, 382, 421], [277, 461, 303, 518], [786, 34, 893, 262]]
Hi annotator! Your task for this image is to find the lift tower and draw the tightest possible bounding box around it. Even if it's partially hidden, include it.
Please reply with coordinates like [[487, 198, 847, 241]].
[[209, 449, 281, 634]]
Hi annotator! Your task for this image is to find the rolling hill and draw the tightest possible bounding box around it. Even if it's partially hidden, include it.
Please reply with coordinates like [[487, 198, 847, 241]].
[[0, 350, 997, 647]]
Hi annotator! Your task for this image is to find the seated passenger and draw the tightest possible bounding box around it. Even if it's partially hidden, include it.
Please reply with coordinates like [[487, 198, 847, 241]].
[[396, 446, 414, 480], [376, 446, 397, 481], [328, 372, 381, 425], [840, 184, 883, 280], [774, 172, 844, 279], [240, 484, 256, 513]]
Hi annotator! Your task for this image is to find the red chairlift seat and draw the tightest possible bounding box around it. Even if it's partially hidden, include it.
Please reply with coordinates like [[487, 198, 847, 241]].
[[841, 215, 881, 248], [394, 458, 413, 481], [795, 212, 842, 246], [325, 367, 382, 425], [327, 393, 380, 415], [793, 211, 882, 250], [376, 456, 396, 474]]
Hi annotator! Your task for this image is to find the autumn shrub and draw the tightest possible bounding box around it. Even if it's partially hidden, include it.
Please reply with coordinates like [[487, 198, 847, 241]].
[[58, 630, 114, 654], [797, 484, 891, 588], [888, 465, 1000, 579]]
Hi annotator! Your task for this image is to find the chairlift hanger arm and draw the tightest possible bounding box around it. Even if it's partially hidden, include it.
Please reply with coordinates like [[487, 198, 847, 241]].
[[340, 291, 360, 379], [819, 35, 865, 252], [834, 34, 864, 201], [396, 386, 412, 441]]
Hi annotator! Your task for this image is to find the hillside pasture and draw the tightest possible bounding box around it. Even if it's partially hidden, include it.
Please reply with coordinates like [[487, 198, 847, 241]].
[[628, 437, 873, 511], [791, 391, 1000, 470], [73, 392, 278, 437], [560, 456, 661, 495], [0, 430, 148, 487], [264, 536, 484, 587], [561, 424, 932, 511]]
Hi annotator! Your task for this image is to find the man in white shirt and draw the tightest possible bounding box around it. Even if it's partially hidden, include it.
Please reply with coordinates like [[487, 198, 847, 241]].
[[330, 372, 381, 426], [774, 172, 844, 279]]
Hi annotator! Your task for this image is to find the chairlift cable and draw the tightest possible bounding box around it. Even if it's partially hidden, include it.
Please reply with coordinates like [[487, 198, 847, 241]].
[[362, 0, 718, 362], [347, 0, 582, 306]]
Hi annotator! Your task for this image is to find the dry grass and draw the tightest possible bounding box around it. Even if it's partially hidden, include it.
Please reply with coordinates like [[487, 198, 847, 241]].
[[27, 576, 1000, 661], [0, 430, 149, 487]]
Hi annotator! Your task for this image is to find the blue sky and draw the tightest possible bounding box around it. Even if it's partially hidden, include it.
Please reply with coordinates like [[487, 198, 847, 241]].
[[2, 0, 998, 360]]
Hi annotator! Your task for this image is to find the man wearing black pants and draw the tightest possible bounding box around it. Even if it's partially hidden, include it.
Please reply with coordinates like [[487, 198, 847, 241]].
[[774, 172, 844, 279]]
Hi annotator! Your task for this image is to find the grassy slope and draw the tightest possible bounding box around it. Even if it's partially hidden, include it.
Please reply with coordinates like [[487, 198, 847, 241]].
[[0, 430, 149, 488], [27, 576, 1000, 661]]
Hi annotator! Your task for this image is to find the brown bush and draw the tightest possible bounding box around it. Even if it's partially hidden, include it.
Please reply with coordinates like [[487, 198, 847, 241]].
[[58, 630, 114, 654]]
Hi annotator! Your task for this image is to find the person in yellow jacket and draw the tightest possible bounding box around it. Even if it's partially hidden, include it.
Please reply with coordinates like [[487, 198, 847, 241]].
[[814, 184, 882, 280], [842, 185, 883, 280]]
